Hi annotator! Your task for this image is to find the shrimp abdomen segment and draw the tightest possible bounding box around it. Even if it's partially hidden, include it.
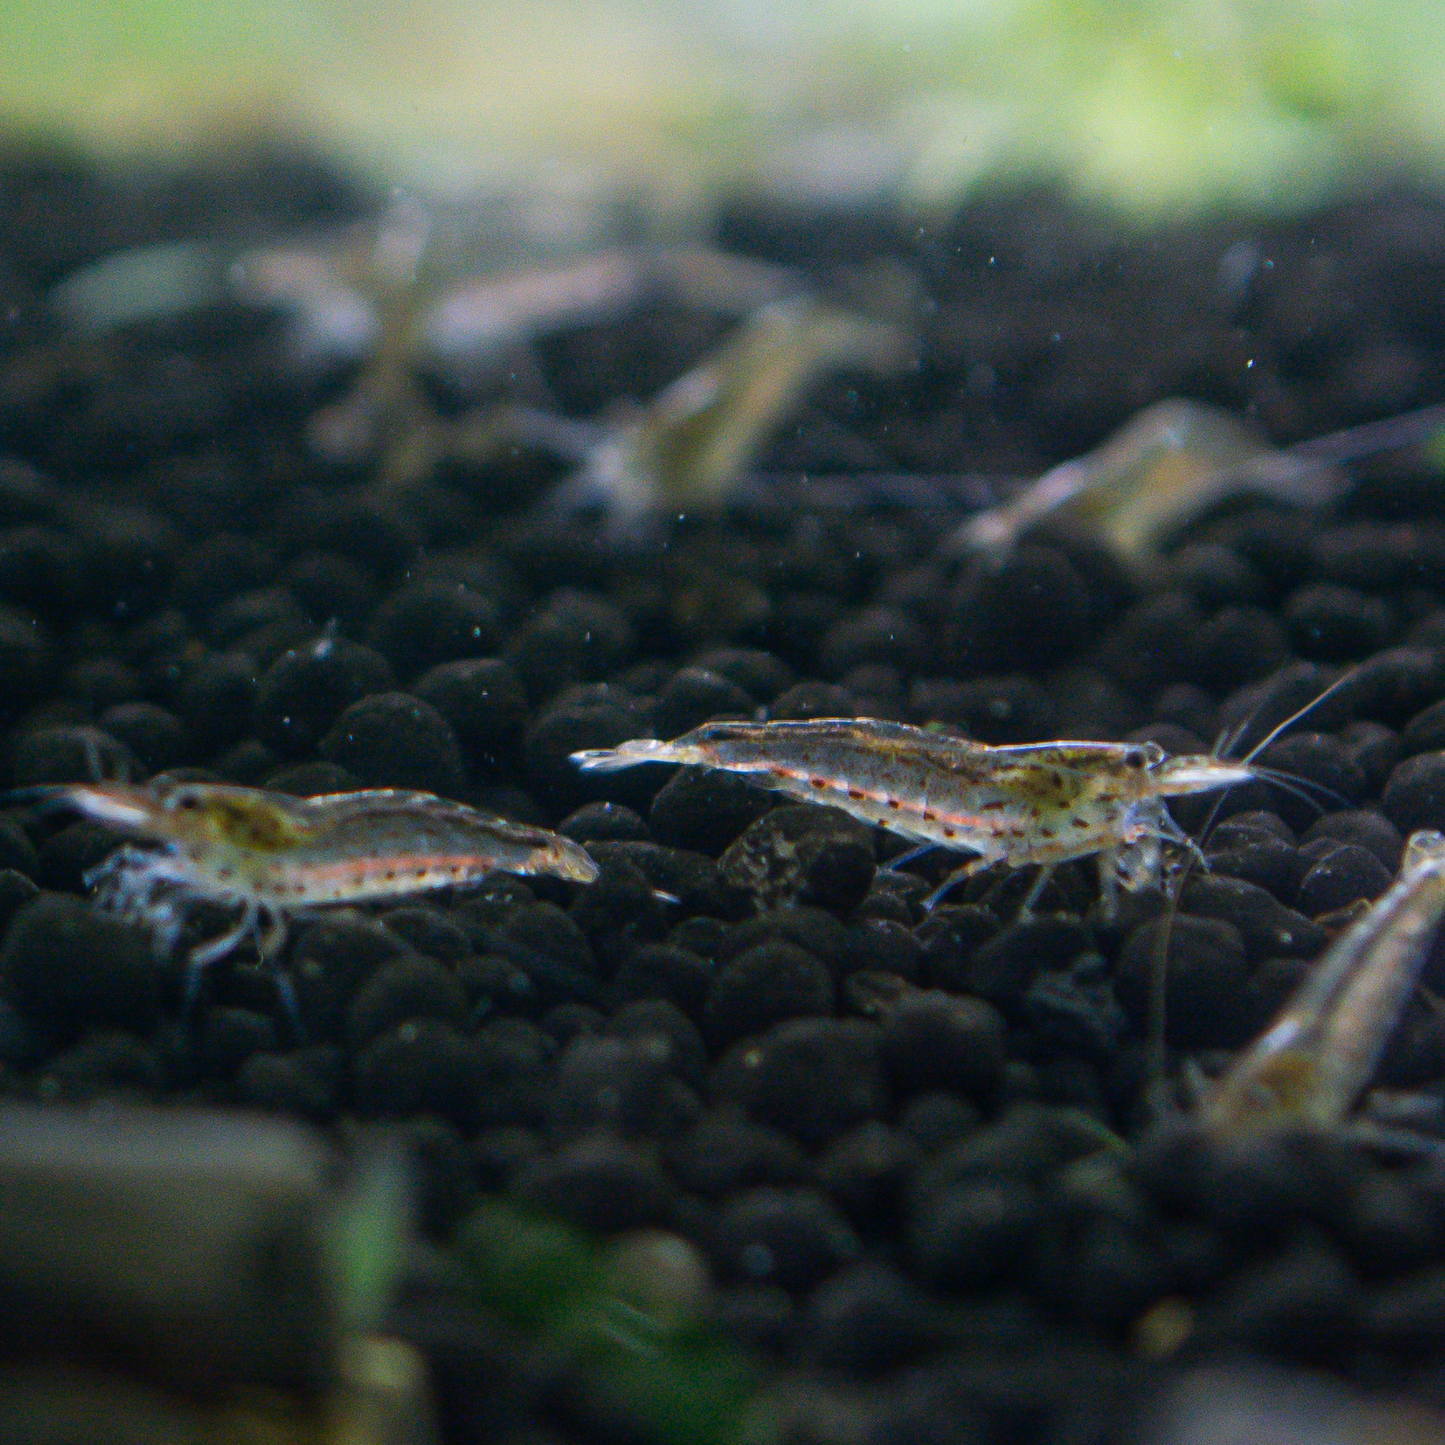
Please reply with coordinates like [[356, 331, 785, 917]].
[[244, 850, 531, 905], [578, 719, 995, 852], [221, 790, 600, 899]]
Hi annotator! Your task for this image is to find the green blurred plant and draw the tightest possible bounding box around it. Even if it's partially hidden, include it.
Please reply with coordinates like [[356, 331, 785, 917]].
[[1, 1, 1441, 222], [449, 1199, 763, 1445]]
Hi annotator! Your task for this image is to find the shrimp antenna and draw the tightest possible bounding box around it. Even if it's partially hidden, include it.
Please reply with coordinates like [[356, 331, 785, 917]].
[[1147, 666, 1361, 1087], [1248, 764, 1349, 814], [1235, 665, 1362, 767], [1210, 716, 1252, 763]]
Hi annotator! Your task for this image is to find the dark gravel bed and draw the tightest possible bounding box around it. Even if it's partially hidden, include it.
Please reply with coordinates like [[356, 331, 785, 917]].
[[5, 148, 1445, 1442]]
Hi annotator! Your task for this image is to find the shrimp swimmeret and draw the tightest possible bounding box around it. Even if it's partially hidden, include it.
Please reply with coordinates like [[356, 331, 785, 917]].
[[573, 717, 1278, 914], [11, 780, 599, 1002]]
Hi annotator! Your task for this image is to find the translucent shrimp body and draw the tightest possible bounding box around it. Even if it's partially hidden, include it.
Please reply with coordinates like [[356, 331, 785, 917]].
[[21, 780, 598, 981], [573, 718, 1256, 910], [944, 397, 1445, 568], [945, 398, 1338, 565], [1204, 829, 1445, 1132]]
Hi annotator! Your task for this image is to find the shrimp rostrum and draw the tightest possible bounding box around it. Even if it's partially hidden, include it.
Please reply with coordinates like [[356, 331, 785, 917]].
[[13, 779, 599, 1006], [574, 718, 1263, 914]]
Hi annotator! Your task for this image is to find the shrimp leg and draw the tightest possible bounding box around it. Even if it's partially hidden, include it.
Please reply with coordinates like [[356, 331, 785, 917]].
[[183, 898, 261, 1014], [920, 853, 1000, 912]]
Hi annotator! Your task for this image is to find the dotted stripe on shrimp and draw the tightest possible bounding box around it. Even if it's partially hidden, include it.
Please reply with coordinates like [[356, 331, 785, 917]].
[[233, 851, 520, 903], [762, 761, 995, 844]]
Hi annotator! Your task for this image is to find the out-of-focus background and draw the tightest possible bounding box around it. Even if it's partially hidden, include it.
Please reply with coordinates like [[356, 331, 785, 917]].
[[3, 0, 1442, 221]]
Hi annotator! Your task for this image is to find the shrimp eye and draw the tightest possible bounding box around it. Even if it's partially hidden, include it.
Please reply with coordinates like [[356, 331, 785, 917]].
[[1123, 749, 1147, 770], [173, 792, 201, 810]]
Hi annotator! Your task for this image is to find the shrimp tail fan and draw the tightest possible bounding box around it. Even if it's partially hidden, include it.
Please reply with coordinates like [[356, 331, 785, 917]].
[[571, 739, 677, 772]]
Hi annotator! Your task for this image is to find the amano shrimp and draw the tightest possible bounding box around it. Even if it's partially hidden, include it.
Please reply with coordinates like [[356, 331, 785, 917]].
[[13, 779, 599, 1009], [944, 396, 1445, 569], [573, 717, 1267, 915], [1202, 829, 1445, 1135]]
